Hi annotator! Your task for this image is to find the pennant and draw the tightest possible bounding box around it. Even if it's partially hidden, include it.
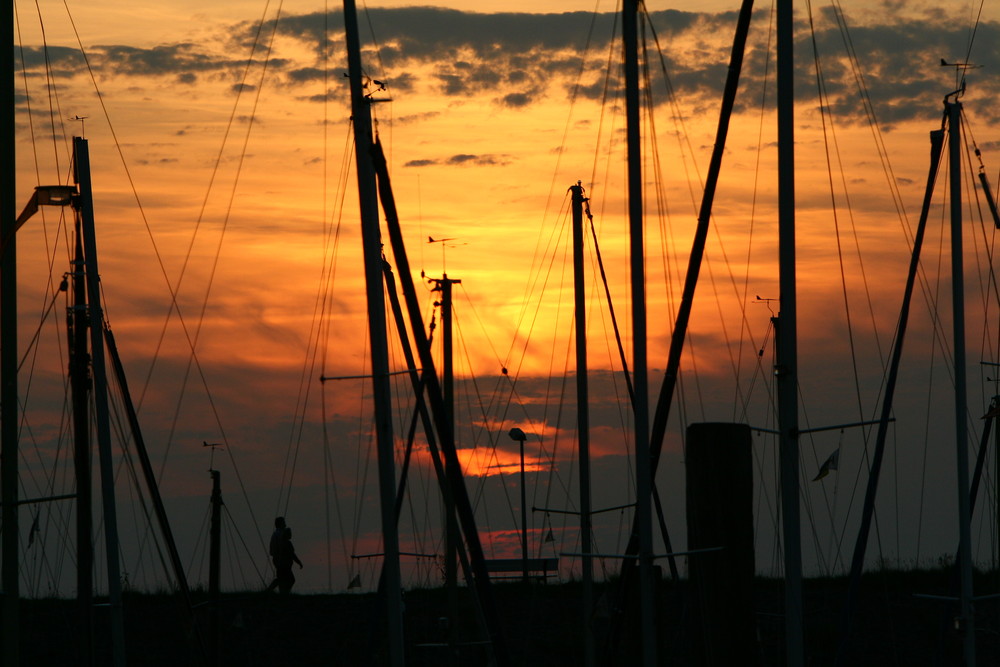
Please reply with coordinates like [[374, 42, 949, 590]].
[[348, 573, 362, 589], [544, 529, 555, 543], [27, 514, 40, 548], [812, 449, 840, 482]]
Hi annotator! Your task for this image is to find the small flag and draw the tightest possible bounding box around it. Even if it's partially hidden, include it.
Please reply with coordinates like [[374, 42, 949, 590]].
[[348, 574, 362, 589], [813, 449, 840, 481], [27, 514, 40, 548], [544, 529, 555, 543]]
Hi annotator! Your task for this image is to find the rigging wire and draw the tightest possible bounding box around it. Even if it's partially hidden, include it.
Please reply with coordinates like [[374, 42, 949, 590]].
[[55, 0, 277, 573], [806, 0, 872, 576], [14, 1, 80, 596]]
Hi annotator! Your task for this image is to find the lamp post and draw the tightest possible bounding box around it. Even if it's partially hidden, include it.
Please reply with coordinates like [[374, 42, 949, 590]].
[[508, 427, 528, 583], [6, 184, 78, 666]]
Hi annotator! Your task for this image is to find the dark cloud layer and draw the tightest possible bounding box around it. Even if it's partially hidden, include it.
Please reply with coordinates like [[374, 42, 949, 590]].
[[261, 6, 1000, 124], [15, 7, 1000, 125]]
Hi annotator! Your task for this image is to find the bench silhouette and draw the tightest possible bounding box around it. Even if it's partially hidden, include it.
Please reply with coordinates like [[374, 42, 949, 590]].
[[483, 557, 558, 580]]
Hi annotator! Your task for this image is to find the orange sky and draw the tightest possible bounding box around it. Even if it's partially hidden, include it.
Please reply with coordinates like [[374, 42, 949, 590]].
[[11, 1, 1000, 595]]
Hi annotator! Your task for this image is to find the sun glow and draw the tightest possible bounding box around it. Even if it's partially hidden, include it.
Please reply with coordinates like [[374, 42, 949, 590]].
[[9, 1, 1000, 600]]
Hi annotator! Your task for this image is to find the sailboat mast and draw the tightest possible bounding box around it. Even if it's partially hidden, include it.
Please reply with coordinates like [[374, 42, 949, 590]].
[[622, 2, 655, 665], [776, 0, 803, 665], [436, 274, 462, 635], [342, 1, 405, 664], [1, 0, 19, 661], [571, 183, 595, 666], [70, 203, 94, 664], [76, 138, 127, 667], [947, 96, 976, 665]]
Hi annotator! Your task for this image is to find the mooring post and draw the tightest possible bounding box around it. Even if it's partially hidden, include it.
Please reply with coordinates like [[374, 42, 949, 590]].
[[686, 422, 758, 665]]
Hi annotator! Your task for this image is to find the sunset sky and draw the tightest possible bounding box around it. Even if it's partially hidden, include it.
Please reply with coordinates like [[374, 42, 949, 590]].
[[11, 1, 1000, 596]]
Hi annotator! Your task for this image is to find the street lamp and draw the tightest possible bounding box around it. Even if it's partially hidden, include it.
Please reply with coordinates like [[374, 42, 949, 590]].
[[16, 184, 77, 229], [508, 427, 528, 583]]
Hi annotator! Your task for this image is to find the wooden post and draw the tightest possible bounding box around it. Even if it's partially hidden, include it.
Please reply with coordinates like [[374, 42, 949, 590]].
[[686, 423, 758, 666]]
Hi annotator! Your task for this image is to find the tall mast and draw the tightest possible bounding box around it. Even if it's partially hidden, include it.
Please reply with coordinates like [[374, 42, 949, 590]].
[[947, 95, 976, 665], [373, 140, 510, 665], [836, 128, 945, 663], [342, 1, 405, 664], [776, 0, 803, 665], [76, 138, 127, 667], [622, 1, 655, 665], [432, 273, 462, 641], [571, 183, 595, 667], [1, 0, 19, 661], [71, 198, 94, 664]]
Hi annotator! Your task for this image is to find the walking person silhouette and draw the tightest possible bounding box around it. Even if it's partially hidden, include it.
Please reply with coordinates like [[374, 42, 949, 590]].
[[265, 517, 286, 592], [276, 527, 303, 594]]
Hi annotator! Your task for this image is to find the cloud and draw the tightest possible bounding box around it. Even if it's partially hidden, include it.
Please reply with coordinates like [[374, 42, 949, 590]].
[[394, 110, 440, 125], [15, 6, 1000, 124], [446, 153, 512, 166], [403, 154, 511, 167], [288, 66, 325, 83], [499, 92, 533, 108]]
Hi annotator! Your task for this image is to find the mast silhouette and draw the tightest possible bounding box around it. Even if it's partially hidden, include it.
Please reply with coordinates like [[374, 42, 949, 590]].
[[342, 1, 404, 664], [571, 182, 595, 667], [70, 184, 94, 664], [946, 93, 976, 666], [621, 2, 655, 664], [775, 0, 804, 664], [835, 127, 945, 664], [1, 0, 19, 662], [373, 138, 510, 665], [602, 4, 754, 661], [430, 272, 464, 638], [77, 138, 127, 667]]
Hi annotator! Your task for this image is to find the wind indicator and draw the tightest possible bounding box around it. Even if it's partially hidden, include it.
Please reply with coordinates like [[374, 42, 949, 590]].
[[69, 114, 89, 137], [427, 235, 465, 273], [940, 58, 981, 98], [754, 296, 778, 358], [940, 58, 982, 71], [203, 441, 223, 470]]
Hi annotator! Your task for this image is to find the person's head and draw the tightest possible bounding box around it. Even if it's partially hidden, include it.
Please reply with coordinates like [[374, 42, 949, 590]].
[[275, 516, 286, 529], [283, 527, 292, 539]]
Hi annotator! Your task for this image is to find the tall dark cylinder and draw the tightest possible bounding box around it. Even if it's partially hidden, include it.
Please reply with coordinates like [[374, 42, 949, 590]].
[[685, 422, 758, 666]]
